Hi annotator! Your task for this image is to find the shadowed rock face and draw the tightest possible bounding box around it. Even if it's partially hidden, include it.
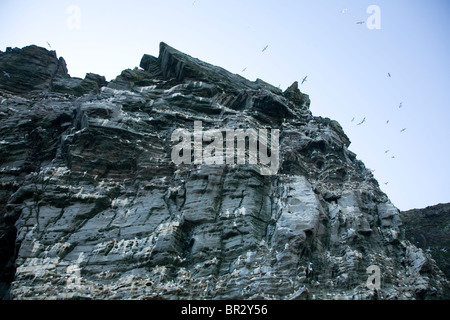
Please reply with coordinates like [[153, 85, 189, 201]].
[[0, 45, 106, 97], [0, 42, 448, 300], [401, 203, 450, 280]]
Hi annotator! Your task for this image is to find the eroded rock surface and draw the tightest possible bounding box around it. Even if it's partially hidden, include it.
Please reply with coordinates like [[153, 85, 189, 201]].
[[0, 42, 448, 299], [401, 203, 450, 281]]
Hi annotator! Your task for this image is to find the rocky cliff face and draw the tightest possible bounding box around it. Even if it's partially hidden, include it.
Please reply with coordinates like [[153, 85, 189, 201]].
[[401, 203, 450, 281], [0, 42, 448, 299]]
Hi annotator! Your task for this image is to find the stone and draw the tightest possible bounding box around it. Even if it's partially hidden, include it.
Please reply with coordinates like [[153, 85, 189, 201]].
[[401, 203, 450, 280], [0, 42, 448, 300]]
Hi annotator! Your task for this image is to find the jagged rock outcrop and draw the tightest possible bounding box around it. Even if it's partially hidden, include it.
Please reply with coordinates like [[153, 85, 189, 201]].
[[0, 45, 106, 97], [401, 203, 450, 280], [0, 42, 448, 300]]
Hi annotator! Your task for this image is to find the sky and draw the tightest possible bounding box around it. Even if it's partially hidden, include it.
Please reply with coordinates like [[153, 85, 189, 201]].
[[0, 0, 449, 211]]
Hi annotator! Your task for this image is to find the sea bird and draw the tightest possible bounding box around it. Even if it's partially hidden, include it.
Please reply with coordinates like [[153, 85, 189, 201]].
[[301, 76, 308, 85]]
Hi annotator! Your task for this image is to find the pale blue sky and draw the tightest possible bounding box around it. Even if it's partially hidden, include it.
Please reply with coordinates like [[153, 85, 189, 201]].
[[1, 0, 449, 210]]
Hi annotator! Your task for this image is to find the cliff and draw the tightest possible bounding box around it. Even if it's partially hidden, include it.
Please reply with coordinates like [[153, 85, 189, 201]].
[[401, 203, 450, 281], [0, 42, 448, 299]]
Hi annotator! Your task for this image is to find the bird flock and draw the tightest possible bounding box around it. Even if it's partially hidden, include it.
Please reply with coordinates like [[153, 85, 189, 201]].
[[351, 71, 409, 186]]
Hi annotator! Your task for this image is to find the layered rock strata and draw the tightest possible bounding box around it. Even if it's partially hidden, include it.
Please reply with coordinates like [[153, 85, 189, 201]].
[[0, 42, 448, 299], [401, 203, 450, 281]]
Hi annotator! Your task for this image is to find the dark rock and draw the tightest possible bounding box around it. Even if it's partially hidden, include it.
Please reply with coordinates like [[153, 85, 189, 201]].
[[52, 72, 107, 96], [85, 73, 107, 88], [0, 45, 66, 94], [284, 81, 310, 108], [139, 54, 158, 72], [250, 89, 295, 125], [323, 191, 341, 202], [401, 203, 450, 281], [158, 42, 205, 81], [108, 68, 154, 91], [0, 45, 106, 97], [0, 42, 448, 300]]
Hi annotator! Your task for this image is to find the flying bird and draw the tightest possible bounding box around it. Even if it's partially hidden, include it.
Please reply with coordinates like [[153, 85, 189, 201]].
[[356, 117, 366, 126], [356, 21, 365, 24], [341, 9, 348, 14], [400, 128, 407, 133], [301, 76, 308, 85], [391, 156, 396, 159], [2, 71, 10, 78], [384, 182, 389, 185], [262, 45, 269, 52], [46, 41, 52, 48], [386, 120, 390, 124], [399, 102, 403, 108], [242, 67, 247, 72], [385, 150, 390, 154], [388, 72, 391, 77], [351, 117, 355, 122]]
